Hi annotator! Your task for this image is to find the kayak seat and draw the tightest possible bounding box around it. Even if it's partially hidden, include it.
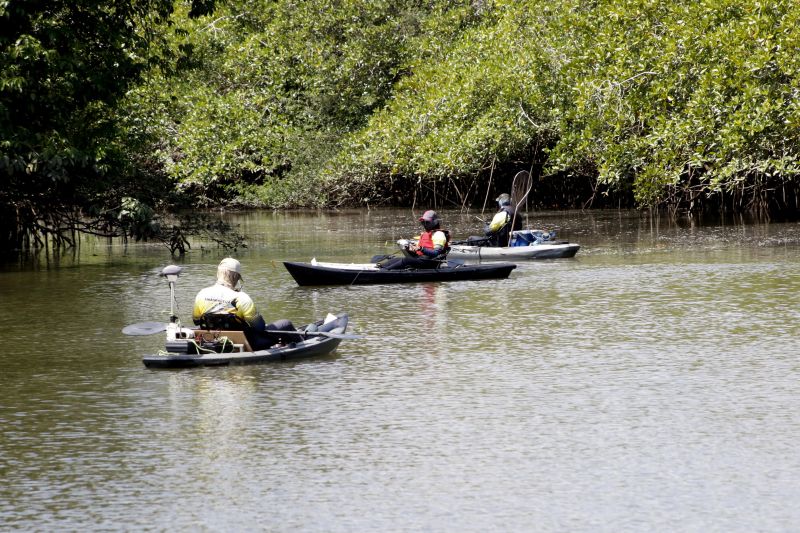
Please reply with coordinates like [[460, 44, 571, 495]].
[[194, 313, 253, 352], [195, 312, 248, 331]]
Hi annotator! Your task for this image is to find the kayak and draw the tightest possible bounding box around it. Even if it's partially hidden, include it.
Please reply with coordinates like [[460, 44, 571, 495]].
[[447, 241, 580, 260], [283, 259, 516, 286], [401, 229, 580, 261], [142, 313, 349, 368]]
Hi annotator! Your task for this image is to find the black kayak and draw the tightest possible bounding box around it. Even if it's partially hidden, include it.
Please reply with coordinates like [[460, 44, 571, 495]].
[[142, 313, 349, 369], [283, 260, 516, 286]]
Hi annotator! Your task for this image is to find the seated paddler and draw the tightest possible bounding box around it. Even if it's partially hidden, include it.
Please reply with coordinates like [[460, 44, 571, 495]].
[[381, 210, 450, 270], [193, 258, 299, 349], [484, 193, 522, 246]]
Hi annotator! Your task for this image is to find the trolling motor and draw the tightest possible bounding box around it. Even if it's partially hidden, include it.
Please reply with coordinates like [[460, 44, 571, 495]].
[[159, 265, 194, 348], [160, 265, 183, 323], [120, 265, 188, 338]]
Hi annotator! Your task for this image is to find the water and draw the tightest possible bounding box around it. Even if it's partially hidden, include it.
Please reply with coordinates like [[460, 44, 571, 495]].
[[1, 209, 800, 531]]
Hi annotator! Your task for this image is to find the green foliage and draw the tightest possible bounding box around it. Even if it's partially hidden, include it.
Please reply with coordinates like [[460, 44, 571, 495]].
[[128, 0, 479, 207], [5, 0, 800, 247], [119, 197, 159, 240], [0, 0, 174, 182], [543, 0, 800, 208], [325, 1, 568, 203], [0, 0, 219, 250], [321, 0, 800, 210]]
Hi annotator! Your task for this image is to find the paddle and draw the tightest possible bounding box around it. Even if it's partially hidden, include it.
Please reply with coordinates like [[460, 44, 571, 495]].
[[264, 330, 363, 340]]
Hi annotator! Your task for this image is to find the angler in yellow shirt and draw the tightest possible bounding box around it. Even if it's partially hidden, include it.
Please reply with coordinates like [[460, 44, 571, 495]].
[[193, 258, 297, 349], [484, 193, 522, 246]]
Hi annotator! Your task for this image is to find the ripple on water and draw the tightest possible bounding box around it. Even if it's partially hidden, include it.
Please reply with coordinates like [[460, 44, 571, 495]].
[[2, 213, 800, 531]]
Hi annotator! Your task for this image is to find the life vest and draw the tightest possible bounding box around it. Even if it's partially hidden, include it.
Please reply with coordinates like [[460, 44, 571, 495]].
[[416, 229, 451, 257]]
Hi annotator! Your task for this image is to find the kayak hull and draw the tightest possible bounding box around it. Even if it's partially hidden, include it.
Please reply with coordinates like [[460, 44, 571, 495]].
[[142, 313, 348, 369], [447, 242, 580, 260], [283, 260, 516, 286]]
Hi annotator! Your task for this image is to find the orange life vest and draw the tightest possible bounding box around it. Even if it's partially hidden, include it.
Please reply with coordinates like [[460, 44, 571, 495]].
[[416, 230, 450, 256]]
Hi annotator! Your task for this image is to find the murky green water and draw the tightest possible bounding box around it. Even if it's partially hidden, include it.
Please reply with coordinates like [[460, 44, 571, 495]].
[[2, 209, 800, 531]]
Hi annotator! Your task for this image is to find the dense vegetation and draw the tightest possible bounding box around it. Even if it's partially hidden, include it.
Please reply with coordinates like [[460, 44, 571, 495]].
[[0, 0, 221, 253], [3, 0, 800, 252]]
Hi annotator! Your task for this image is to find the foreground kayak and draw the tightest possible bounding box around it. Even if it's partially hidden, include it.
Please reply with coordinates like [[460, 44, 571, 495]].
[[284, 260, 516, 286], [142, 313, 349, 368], [447, 241, 580, 260]]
